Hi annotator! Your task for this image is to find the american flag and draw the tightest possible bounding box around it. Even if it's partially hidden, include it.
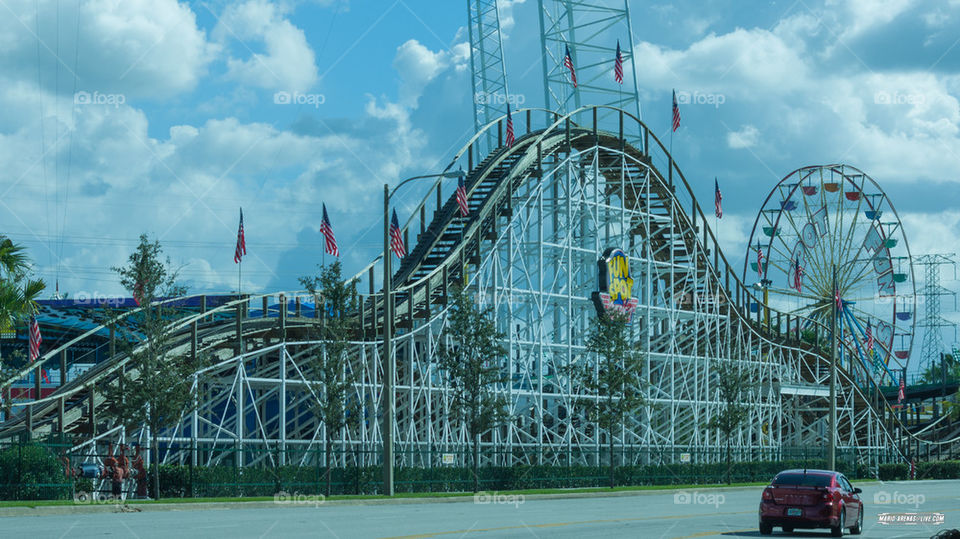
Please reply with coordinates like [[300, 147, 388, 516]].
[[898, 374, 905, 403], [865, 321, 874, 353], [614, 40, 623, 84], [793, 258, 804, 293], [456, 177, 469, 217], [28, 316, 42, 362], [389, 209, 406, 259], [564, 45, 577, 87], [756, 242, 764, 279], [714, 178, 722, 219], [320, 203, 339, 256], [234, 208, 246, 264], [505, 104, 515, 148], [672, 89, 681, 132]]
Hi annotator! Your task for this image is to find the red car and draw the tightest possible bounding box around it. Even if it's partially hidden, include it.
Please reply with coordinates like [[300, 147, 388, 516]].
[[759, 469, 864, 536]]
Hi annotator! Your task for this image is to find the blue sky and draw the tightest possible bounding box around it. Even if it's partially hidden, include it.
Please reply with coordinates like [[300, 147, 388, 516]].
[[1, 0, 958, 350]]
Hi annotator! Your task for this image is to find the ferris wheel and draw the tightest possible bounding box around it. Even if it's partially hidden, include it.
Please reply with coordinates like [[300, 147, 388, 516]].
[[744, 165, 916, 385]]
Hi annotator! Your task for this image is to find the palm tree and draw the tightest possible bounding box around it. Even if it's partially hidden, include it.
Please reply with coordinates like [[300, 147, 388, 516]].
[[0, 235, 45, 334]]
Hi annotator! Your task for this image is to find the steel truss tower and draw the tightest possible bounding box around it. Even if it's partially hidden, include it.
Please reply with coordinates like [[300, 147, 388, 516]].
[[538, 0, 642, 143], [916, 254, 957, 370], [468, 0, 511, 155]]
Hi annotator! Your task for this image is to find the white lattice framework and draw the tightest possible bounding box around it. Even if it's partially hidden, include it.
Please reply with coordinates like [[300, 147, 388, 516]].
[[3, 108, 904, 478]]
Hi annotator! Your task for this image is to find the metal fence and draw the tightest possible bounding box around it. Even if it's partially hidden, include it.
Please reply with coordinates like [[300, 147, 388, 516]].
[[0, 440, 903, 501]]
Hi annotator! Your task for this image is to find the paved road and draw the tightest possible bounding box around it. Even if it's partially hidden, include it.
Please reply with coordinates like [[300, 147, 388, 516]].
[[3, 480, 959, 538]]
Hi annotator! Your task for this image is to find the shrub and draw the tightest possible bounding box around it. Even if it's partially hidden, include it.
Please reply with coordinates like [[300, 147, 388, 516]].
[[0, 443, 71, 500]]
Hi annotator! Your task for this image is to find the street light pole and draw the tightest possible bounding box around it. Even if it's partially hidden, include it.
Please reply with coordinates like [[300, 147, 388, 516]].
[[382, 183, 394, 496], [381, 169, 465, 497], [829, 265, 837, 471]]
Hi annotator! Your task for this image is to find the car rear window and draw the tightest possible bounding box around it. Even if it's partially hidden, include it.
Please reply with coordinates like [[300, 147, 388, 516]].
[[772, 473, 832, 487]]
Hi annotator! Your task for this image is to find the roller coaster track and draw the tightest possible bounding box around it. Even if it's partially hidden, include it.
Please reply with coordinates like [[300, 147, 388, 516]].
[[0, 107, 921, 470]]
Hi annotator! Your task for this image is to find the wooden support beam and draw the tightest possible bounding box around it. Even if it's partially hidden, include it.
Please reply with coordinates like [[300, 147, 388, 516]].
[[441, 266, 448, 304], [191, 321, 198, 363], [34, 365, 41, 401], [58, 396, 65, 434], [424, 277, 432, 316], [25, 404, 33, 440], [60, 349, 67, 387], [88, 387, 96, 437]]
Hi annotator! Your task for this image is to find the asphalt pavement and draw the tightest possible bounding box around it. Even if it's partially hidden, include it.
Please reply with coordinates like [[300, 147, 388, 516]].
[[2, 479, 958, 538]]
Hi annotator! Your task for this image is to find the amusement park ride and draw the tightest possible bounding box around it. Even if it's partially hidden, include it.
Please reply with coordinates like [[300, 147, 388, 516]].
[[0, 1, 954, 499]]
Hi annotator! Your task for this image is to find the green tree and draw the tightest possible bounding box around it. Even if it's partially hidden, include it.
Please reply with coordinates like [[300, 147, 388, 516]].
[[299, 261, 361, 496], [437, 285, 509, 493], [102, 234, 196, 500], [0, 235, 45, 375], [920, 354, 959, 384], [567, 311, 648, 489], [704, 359, 754, 484]]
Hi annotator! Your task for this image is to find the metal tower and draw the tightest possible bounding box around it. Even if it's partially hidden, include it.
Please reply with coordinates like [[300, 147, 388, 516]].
[[467, 0, 510, 155], [916, 254, 958, 369], [537, 0, 642, 142]]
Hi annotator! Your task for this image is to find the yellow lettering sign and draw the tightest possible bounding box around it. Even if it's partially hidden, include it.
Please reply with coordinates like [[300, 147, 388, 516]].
[[606, 251, 633, 303]]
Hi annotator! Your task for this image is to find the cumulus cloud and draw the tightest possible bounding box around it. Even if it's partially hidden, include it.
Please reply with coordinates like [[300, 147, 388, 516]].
[[726, 125, 760, 149], [0, 0, 214, 99], [392, 39, 469, 108], [216, 0, 318, 93]]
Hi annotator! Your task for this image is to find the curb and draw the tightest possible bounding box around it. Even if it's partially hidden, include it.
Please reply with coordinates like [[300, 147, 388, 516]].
[[0, 485, 769, 517]]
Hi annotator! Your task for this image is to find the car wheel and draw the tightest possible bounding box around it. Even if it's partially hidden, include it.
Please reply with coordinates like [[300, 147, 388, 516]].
[[831, 508, 845, 537], [759, 521, 773, 535], [850, 506, 863, 535]]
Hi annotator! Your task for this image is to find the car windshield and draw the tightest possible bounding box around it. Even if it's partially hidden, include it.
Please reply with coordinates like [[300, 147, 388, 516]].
[[772, 473, 832, 487]]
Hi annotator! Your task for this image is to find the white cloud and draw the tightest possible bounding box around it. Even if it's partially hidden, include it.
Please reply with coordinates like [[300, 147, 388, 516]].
[[217, 0, 318, 93], [824, 0, 916, 40], [392, 39, 467, 108], [726, 125, 760, 149], [634, 27, 811, 96], [0, 0, 215, 99], [497, 0, 527, 34], [898, 211, 960, 259]]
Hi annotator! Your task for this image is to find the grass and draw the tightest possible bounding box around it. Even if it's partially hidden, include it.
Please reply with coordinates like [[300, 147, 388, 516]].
[[0, 481, 781, 508], [1, 477, 887, 509]]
